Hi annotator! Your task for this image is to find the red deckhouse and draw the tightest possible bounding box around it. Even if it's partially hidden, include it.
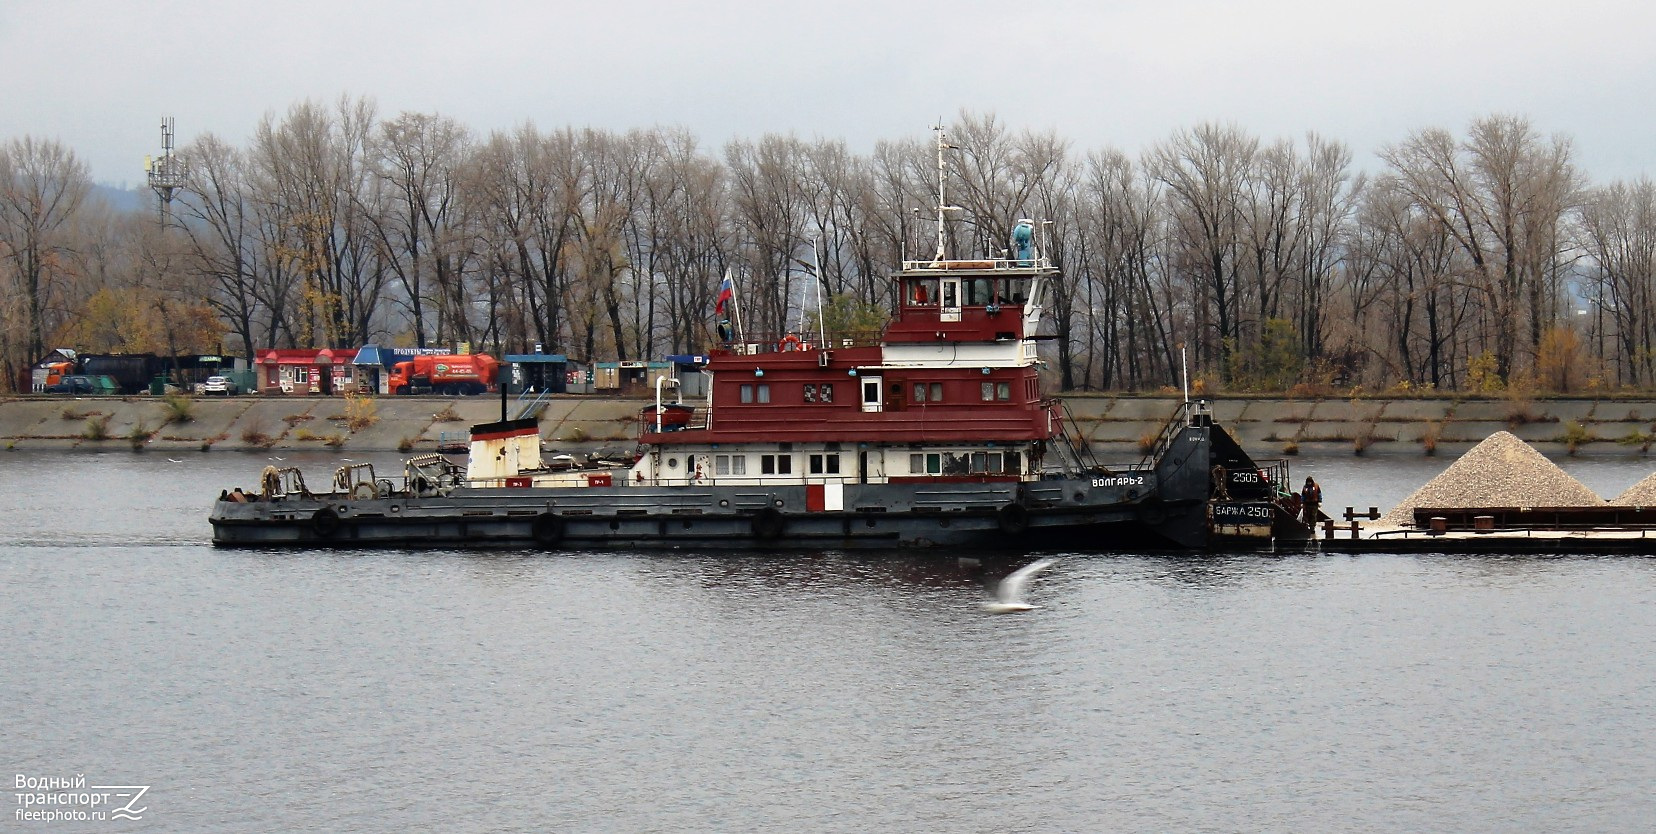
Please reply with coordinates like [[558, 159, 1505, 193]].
[[632, 247, 1061, 488]]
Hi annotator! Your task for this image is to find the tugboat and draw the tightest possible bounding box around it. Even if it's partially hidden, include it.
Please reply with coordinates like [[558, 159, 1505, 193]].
[[210, 132, 1316, 551]]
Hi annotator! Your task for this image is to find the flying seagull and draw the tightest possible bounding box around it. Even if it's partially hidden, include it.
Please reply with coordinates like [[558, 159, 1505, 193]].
[[983, 558, 1056, 613]]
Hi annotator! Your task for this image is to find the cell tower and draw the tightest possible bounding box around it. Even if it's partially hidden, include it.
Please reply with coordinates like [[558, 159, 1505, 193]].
[[145, 116, 187, 224]]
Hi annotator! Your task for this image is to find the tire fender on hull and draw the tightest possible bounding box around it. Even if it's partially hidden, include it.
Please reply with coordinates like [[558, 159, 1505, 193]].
[[531, 513, 565, 547], [312, 507, 342, 538], [751, 507, 786, 540], [996, 502, 1031, 536]]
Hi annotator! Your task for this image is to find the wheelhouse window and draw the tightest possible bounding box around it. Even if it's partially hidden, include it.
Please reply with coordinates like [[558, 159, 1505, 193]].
[[996, 278, 1029, 304], [808, 453, 840, 475], [909, 279, 938, 305]]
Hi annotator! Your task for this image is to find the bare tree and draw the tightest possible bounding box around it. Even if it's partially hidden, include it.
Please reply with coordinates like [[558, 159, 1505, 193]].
[[1150, 123, 1257, 381], [0, 136, 92, 385]]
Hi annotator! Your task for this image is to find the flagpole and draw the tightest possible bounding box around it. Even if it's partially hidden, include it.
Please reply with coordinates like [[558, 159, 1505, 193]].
[[812, 236, 827, 348], [728, 269, 746, 347]]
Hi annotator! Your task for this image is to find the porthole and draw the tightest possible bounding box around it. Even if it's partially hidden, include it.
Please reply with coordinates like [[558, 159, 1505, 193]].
[[667, 457, 679, 469]]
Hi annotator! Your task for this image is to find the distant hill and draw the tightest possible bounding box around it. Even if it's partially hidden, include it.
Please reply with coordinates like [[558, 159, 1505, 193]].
[[90, 183, 148, 214]]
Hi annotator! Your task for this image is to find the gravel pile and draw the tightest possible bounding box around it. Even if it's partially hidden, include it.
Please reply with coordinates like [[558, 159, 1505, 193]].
[[1609, 472, 1656, 506], [1380, 431, 1604, 525]]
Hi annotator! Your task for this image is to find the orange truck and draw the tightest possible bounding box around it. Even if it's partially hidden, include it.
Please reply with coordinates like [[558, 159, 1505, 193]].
[[43, 361, 74, 387], [388, 354, 500, 395]]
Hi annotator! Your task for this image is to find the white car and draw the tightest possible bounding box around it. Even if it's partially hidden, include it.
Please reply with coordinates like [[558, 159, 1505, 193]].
[[202, 375, 238, 395]]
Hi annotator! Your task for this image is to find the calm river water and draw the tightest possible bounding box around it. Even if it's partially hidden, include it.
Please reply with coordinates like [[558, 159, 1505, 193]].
[[3, 450, 1655, 832]]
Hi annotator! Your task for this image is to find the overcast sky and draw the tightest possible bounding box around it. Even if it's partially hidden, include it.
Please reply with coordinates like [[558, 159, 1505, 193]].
[[4, 0, 1652, 188]]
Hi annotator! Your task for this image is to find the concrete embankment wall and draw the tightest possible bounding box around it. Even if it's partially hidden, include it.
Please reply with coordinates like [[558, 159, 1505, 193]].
[[4, 393, 1655, 457]]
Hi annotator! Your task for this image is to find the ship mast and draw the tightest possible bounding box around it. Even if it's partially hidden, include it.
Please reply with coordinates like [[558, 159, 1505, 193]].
[[931, 124, 960, 264]]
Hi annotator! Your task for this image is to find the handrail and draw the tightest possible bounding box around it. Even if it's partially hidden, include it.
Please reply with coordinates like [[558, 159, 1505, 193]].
[[899, 257, 1054, 271]]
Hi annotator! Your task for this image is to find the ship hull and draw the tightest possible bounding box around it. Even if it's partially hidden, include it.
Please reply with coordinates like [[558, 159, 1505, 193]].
[[209, 478, 1201, 551]]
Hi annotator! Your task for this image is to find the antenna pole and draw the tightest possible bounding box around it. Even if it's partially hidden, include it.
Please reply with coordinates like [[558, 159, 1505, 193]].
[[1181, 345, 1190, 404], [933, 125, 948, 263]]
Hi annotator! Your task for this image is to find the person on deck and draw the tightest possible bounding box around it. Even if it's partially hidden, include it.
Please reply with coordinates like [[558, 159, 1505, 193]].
[[1301, 476, 1323, 525]]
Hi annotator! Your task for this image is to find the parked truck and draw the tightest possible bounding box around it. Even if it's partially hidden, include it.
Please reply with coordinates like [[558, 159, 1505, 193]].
[[388, 353, 499, 395]]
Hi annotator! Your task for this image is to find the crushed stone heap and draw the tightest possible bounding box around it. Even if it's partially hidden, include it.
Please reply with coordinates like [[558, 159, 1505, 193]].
[[1380, 431, 1605, 525], [1610, 471, 1656, 506]]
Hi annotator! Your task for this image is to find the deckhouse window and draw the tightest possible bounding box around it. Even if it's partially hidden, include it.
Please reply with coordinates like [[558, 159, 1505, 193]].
[[761, 454, 792, 475], [808, 454, 840, 475], [803, 384, 816, 403], [740, 384, 753, 403], [909, 453, 942, 475], [998, 382, 1011, 400], [819, 383, 833, 403], [981, 382, 993, 401], [914, 382, 944, 403], [715, 454, 746, 475]]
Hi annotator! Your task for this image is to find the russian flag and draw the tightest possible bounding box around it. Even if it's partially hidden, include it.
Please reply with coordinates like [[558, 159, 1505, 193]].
[[715, 274, 734, 316]]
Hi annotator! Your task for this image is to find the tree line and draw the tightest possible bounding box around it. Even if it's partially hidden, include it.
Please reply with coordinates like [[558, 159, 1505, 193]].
[[4, 99, 1653, 395]]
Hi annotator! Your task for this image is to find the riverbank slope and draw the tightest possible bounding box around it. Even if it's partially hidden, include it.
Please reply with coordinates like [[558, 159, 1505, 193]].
[[4, 394, 1653, 457]]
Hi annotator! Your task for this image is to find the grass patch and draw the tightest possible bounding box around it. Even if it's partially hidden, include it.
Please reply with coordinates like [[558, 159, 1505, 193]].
[[396, 436, 415, 453], [283, 413, 314, 427], [128, 421, 154, 451], [342, 394, 379, 431], [162, 392, 194, 424], [82, 415, 111, 441], [432, 404, 462, 422], [322, 433, 346, 448], [1136, 431, 1157, 456], [1281, 441, 1299, 456], [293, 428, 319, 442], [1559, 420, 1593, 455], [240, 423, 277, 448]]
